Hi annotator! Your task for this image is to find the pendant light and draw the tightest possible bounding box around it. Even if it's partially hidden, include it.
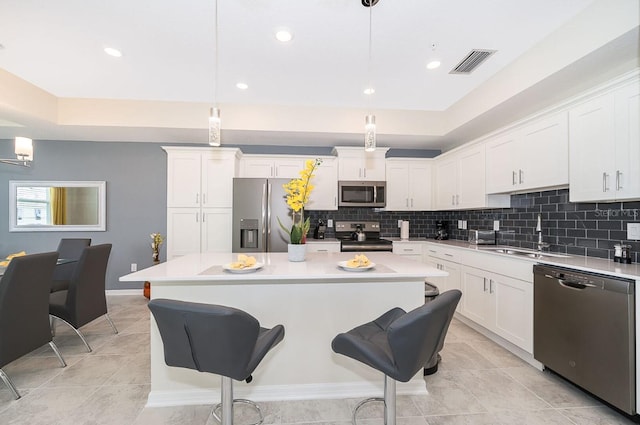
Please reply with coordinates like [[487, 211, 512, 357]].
[[208, 0, 221, 146], [363, 0, 377, 152]]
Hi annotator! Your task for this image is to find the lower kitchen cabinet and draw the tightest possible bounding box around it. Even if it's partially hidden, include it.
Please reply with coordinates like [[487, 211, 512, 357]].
[[424, 248, 462, 313], [167, 208, 232, 258], [461, 266, 533, 353], [392, 241, 423, 261]]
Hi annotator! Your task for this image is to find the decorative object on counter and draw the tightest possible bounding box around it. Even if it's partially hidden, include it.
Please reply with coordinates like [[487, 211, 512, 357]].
[[0, 251, 26, 267], [278, 159, 322, 261], [150, 233, 164, 263], [614, 242, 633, 264], [313, 219, 326, 239], [0, 137, 33, 167], [434, 220, 448, 240], [400, 220, 410, 240]]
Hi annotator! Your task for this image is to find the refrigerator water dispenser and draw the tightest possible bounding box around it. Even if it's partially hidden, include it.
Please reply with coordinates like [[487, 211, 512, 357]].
[[239, 219, 259, 249]]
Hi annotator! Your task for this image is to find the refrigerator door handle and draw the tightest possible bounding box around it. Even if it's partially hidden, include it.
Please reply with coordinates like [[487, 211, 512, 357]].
[[261, 183, 268, 250], [266, 183, 273, 251]]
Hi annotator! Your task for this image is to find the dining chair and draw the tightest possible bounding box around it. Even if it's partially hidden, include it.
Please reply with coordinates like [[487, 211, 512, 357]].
[[49, 244, 117, 352], [51, 238, 91, 293], [0, 252, 67, 399]]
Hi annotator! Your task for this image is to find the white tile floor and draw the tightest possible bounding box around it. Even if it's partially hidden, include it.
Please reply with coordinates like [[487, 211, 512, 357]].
[[0, 295, 636, 425]]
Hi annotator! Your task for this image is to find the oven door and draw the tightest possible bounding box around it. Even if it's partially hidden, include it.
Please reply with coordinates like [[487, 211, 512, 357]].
[[338, 181, 385, 207]]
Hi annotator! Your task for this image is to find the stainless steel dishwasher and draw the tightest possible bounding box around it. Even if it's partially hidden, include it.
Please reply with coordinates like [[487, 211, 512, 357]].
[[533, 264, 636, 415]]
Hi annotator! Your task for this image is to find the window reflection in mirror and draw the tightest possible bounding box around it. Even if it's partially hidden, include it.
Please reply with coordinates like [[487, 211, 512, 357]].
[[9, 181, 106, 232]]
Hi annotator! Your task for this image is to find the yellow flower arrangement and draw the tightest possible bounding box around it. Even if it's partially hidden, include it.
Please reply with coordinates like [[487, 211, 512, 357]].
[[278, 158, 322, 244]]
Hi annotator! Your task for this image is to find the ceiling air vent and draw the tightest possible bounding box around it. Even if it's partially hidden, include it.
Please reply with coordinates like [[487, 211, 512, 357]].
[[449, 49, 496, 74]]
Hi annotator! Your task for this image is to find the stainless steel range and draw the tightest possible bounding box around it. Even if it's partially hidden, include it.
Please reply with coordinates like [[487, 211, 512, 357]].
[[335, 221, 393, 252]]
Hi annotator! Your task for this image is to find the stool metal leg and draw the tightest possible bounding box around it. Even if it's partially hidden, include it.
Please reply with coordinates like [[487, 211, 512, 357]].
[[212, 376, 265, 425], [384, 375, 396, 425]]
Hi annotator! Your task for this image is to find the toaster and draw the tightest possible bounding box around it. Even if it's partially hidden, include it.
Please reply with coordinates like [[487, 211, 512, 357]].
[[468, 229, 496, 245]]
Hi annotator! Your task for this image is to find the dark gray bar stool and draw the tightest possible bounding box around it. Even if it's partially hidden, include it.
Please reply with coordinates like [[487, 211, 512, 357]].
[[148, 299, 285, 425], [332, 290, 461, 425]]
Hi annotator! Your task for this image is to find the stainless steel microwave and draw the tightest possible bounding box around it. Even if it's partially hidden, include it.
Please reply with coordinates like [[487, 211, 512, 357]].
[[338, 181, 386, 207]]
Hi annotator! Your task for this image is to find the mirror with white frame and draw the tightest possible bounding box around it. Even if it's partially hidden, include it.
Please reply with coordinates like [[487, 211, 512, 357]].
[[9, 181, 106, 232]]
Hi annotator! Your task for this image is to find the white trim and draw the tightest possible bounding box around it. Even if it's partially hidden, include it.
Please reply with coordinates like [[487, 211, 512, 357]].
[[106, 289, 142, 296], [146, 380, 426, 407]]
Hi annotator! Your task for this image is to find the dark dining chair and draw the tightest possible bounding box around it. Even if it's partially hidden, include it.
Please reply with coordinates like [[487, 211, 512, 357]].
[[332, 290, 461, 425], [51, 238, 91, 293], [0, 252, 67, 399], [149, 299, 285, 425], [49, 244, 117, 352]]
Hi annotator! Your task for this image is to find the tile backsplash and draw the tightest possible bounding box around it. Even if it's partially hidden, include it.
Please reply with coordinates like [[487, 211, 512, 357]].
[[307, 189, 640, 263]]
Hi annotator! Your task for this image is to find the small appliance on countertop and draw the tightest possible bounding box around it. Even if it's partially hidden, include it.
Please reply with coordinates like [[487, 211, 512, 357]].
[[335, 221, 393, 252], [434, 220, 449, 240], [313, 219, 327, 239], [468, 229, 496, 245], [614, 242, 633, 264]]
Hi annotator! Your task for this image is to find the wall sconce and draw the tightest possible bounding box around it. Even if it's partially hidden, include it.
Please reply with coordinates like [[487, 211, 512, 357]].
[[0, 137, 33, 167]]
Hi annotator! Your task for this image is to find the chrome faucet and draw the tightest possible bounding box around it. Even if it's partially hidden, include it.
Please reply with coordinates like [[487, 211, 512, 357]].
[[536, 214, 550, 251]]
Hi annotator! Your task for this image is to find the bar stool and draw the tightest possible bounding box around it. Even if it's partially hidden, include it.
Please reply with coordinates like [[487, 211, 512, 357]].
[[148, 299, 285, 425], [331, 290, 461, 425]]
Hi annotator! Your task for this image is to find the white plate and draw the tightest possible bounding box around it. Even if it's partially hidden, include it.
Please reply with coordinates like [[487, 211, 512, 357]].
[[222, 262, 264, 274], [338, 261, 375, 272]]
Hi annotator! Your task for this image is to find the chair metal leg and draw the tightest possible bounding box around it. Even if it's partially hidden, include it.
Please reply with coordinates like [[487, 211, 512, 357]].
[[49, 341, 67, 367], [351, 375, 396, 425], [0, 368, 20, 400], [50, 316, 56, 337], [50, 315, 92, 352], [104, 313, 118, 334], [211, 376, 265, 425]]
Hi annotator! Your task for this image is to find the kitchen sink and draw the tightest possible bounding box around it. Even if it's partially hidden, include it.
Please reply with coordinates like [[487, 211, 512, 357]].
[[480, 247, 570, 259]]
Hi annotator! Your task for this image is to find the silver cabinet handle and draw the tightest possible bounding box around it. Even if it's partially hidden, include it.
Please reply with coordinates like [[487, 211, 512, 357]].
[[429, 250, 437, 253], [456, 194, 460, 205], [334, 196, 337, 207], [444, 253, 453, 257], [271, 166, 274, 177], [489, 279, 494, 294], [519, 169, 524, 184], [196, 212, 199, 223], [202, 212, 205, 222], [359, 168, 362, 178], [451, 195, 455, 206], [603, 172, 609, 192], [512, 171, 517, 185], [616, 170, 623, 190], [483, 277, 487, 292], [406, 198, 409, 207], [411, 198, 414, 207], [196, 193, 199, 204], [363, 168, 367, 178], [404, 248, 414, 252], [317, 249, 328, 252]]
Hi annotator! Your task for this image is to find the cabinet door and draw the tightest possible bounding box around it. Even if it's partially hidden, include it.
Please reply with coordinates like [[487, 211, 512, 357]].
[[167, 208, 201, 259], [242, 158, 275, 177], [613, 81, 640, 200], [486, 132, 519, 194], [362, 152, 386, 181], [202, 154, 236, 208], [306, 158, 338, 210], [569, 93, 617, 202], [274, 158, 305, 179], [434, 158, 457, 209], [385, 162, 410, 210], [408, 162, 432, 210], [167, 153, 201, 207], [457, 146, 486, 209], [440, 260, 462, 313], [491, 274, 533, 353], [338, 156, 364, 180], [520, 112, 569, 192], [201, 208, 232, 253], [461, 267, 491, 326]]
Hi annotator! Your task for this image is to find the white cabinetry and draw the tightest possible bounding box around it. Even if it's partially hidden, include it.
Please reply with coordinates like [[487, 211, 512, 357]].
[[486, 112, 569, 194], [164, 147, 240, 259], [240, 155, 304, 178], [385, 159, 432, 211], [306, 157, 338, 211], [392, 241, 423, 261], [434, 145, 510, 210], [423, 244, 462, 312], [306, 240, 341, 253], [569, 79, 640, 202], [461, 266, 533, 352], [333, 147, 389, 181]]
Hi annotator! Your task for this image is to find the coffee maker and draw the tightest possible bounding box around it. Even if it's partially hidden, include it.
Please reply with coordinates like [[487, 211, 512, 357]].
[[313, 219, 327, 239], [434, 220, 449, 240]]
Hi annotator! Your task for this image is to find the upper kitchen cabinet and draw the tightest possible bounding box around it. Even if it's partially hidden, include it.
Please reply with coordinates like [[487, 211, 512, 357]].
[[434, 145, 510, 210], [240, 155, 305, 179], [333, 147, 389, 181], [486, 112, 569, 194], [306, 156, 338, 210], [569, 78, 640, 202], [385, 158, 432, 211], [165, 147, 240, 208]]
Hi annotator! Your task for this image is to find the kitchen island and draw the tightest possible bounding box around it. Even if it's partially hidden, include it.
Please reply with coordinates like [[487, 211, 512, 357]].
[[120, 251, 446, 407]]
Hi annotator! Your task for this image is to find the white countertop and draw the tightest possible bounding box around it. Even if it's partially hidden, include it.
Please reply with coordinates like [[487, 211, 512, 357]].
[[120, 251, 447, 283], [421, 239, 640, 280]]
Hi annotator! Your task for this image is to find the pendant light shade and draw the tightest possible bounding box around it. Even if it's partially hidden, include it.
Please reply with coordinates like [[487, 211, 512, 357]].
[[208, 107, 221, 146], [364, 115, 376, 152]]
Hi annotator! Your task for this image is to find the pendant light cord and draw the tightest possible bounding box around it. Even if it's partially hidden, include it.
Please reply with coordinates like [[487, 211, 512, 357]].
[[367, 2, 373, 113], [214, 0, 219, 106]]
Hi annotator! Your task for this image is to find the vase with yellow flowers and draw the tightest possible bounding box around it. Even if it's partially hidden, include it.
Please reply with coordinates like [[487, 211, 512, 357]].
[[150, 233, 164, 263], [278, 158, 322, 261]]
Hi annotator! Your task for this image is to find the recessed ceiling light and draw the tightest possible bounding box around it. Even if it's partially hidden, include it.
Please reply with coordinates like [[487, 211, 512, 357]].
[[363, 87, 375, 95], [275, 29, 293, 43], [104, 47, 122, 57], [426, 60, 441, 70], [236, 82, 249, 90]]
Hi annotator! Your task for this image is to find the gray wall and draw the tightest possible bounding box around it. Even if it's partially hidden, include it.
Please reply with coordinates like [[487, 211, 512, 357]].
[[0, 139, 167, 290]]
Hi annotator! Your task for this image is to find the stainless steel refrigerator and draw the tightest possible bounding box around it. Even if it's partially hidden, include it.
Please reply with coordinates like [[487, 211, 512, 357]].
[[232, 178, 292, 253]]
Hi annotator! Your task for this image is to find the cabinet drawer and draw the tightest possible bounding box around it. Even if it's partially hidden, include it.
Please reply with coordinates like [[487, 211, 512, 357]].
[[306, 242, 340, 253], [424, 246, 460, 262], [392, 242, 423, 256]]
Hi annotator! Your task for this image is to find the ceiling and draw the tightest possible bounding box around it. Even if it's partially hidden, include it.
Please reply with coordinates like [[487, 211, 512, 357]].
[[0, 0, 638, 151]]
